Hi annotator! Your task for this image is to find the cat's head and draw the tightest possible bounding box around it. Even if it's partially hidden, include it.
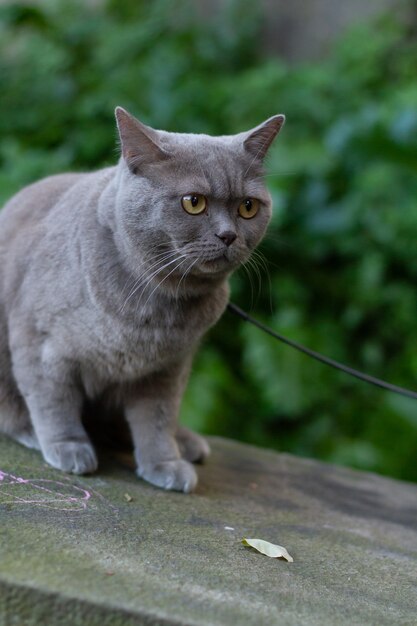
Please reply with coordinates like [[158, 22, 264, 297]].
[[113, 107, 284, 289]]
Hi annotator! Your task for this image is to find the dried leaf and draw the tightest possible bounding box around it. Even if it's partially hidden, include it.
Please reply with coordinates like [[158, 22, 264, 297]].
[[242, 537, 293, 562], [124, 493, 133, 502]]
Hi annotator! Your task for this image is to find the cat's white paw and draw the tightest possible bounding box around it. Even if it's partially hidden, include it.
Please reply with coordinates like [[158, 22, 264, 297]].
[[176, 427, 210, 464], [138, 459, 198, 493], [43, 441, 98, 475]]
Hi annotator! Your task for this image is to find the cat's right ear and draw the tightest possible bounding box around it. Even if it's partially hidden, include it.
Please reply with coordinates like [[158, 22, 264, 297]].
[[115, 107, 169, 174]]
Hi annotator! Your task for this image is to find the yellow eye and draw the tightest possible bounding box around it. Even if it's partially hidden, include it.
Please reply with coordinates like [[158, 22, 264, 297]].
[[238, 198, 260, 219], [181, 194, 207, 215]]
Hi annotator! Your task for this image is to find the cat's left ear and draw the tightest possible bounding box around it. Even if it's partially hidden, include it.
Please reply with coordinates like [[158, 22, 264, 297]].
[[243, 114, 285, 160]]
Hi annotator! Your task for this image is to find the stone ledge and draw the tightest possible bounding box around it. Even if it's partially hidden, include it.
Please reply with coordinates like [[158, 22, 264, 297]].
[[0, 435, 416, 626]]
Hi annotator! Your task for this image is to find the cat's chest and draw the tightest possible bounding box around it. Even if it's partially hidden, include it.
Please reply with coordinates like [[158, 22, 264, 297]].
[[79, 298, 222, 392], [114, 313, 194, 367]]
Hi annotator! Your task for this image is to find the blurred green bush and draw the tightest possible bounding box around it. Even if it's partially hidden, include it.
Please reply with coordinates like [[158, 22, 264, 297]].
[[1, 0, 416, 481]]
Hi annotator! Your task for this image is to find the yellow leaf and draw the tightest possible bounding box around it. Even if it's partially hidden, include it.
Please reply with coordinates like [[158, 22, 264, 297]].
[[242, 537, 293, 562]]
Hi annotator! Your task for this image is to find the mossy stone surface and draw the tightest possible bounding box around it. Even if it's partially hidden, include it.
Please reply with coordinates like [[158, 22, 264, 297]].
[[0, 435, 416, 625]]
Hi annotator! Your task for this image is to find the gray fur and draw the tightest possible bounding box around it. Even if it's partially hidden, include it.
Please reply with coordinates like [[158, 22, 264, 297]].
[[0, 108, 284, 492]]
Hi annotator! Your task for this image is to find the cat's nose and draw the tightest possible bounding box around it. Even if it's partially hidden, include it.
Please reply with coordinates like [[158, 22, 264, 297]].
[[216, 230, 237, 247]]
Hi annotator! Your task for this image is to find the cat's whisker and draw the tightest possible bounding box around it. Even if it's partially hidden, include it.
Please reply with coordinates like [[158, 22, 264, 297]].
[[134, 241, 191, 275], [141, 256, 188, 309], [135, 254, 185, 301], [175, 256, 200, 299], [121, 252, 182, 312], [262, 233, 293, 249], [120, 250, 181, 312], [240, 261, 255, 311], [143, 241, 185, 256], [139, 250, 180, 275], [246, 255, 262, 303], [122, 242, 193, 314], [141, 252, 183, 282], [262, 169, 298, 178], [251, 249, 274, 313], [239, 248, 275, 313]]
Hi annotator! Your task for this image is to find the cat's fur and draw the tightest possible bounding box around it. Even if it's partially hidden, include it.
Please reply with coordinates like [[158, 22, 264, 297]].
[[0, 107, 284, 492]]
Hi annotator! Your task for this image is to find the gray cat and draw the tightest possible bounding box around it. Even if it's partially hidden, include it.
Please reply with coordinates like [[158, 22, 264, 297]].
[[0, 107, 284, 492]]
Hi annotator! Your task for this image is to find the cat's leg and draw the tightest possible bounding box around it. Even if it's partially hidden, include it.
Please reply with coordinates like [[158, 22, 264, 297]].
[[0, 380, 40, 450], [125, 366, 197, 493], [0, 390, 40, 450], [18, 378, 97, 474], [0, 317, 39, 449], [10, 334, 97, 474], [176, 426, 210, 463]]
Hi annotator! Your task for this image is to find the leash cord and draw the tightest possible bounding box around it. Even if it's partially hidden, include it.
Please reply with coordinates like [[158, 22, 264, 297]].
[[228, 302, 417, 401]]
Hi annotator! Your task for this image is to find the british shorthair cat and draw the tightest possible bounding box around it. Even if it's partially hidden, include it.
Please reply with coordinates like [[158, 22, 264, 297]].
[[0, 107, 284, 492]]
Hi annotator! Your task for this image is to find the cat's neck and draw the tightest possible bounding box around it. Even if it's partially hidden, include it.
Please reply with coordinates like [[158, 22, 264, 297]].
[[83, 226, 229, 325]]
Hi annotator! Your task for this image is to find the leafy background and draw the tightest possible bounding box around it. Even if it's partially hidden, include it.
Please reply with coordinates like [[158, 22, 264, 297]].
[[1, 0, 416, 481]]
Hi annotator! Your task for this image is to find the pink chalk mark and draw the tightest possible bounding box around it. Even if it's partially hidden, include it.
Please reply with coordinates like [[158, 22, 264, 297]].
[[0, 470, 92, 511]]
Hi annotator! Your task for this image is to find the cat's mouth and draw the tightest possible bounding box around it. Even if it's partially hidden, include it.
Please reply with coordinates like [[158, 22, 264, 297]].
[[201, 256, 226, 267], [176, 242, 244, 276], [196, 251, 239, 275]]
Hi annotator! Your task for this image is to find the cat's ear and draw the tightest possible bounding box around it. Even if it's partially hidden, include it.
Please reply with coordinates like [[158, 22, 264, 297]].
[[243, 114, 285, 160], [115, 107, 169, 173]]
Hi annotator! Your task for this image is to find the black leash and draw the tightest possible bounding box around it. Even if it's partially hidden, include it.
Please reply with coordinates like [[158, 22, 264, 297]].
[[228, 302, 417, 401]]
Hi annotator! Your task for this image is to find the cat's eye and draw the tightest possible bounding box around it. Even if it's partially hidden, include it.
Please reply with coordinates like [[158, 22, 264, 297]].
[[181, 194, 207, 215], [238, 198, 260, 219]]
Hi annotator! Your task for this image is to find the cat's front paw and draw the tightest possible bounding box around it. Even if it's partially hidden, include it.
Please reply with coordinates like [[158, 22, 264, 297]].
[[138, 459, 197, 493], [43, 441, 98, 475], [176, 426, 210, 463]]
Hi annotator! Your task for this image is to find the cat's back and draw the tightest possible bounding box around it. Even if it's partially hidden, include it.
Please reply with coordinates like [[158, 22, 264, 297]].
[[0, 173, 85, 246], [0, 172, 99, 306]]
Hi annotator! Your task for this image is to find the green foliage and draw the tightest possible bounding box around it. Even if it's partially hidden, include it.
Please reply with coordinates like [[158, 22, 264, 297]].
[[1, 0, 416, 480]]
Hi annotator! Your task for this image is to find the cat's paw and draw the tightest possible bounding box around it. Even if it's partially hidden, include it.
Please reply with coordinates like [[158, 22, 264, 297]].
[[176, 426, 210, 464], [138, 459, 198, 493], [43, 441, 98, 475]]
